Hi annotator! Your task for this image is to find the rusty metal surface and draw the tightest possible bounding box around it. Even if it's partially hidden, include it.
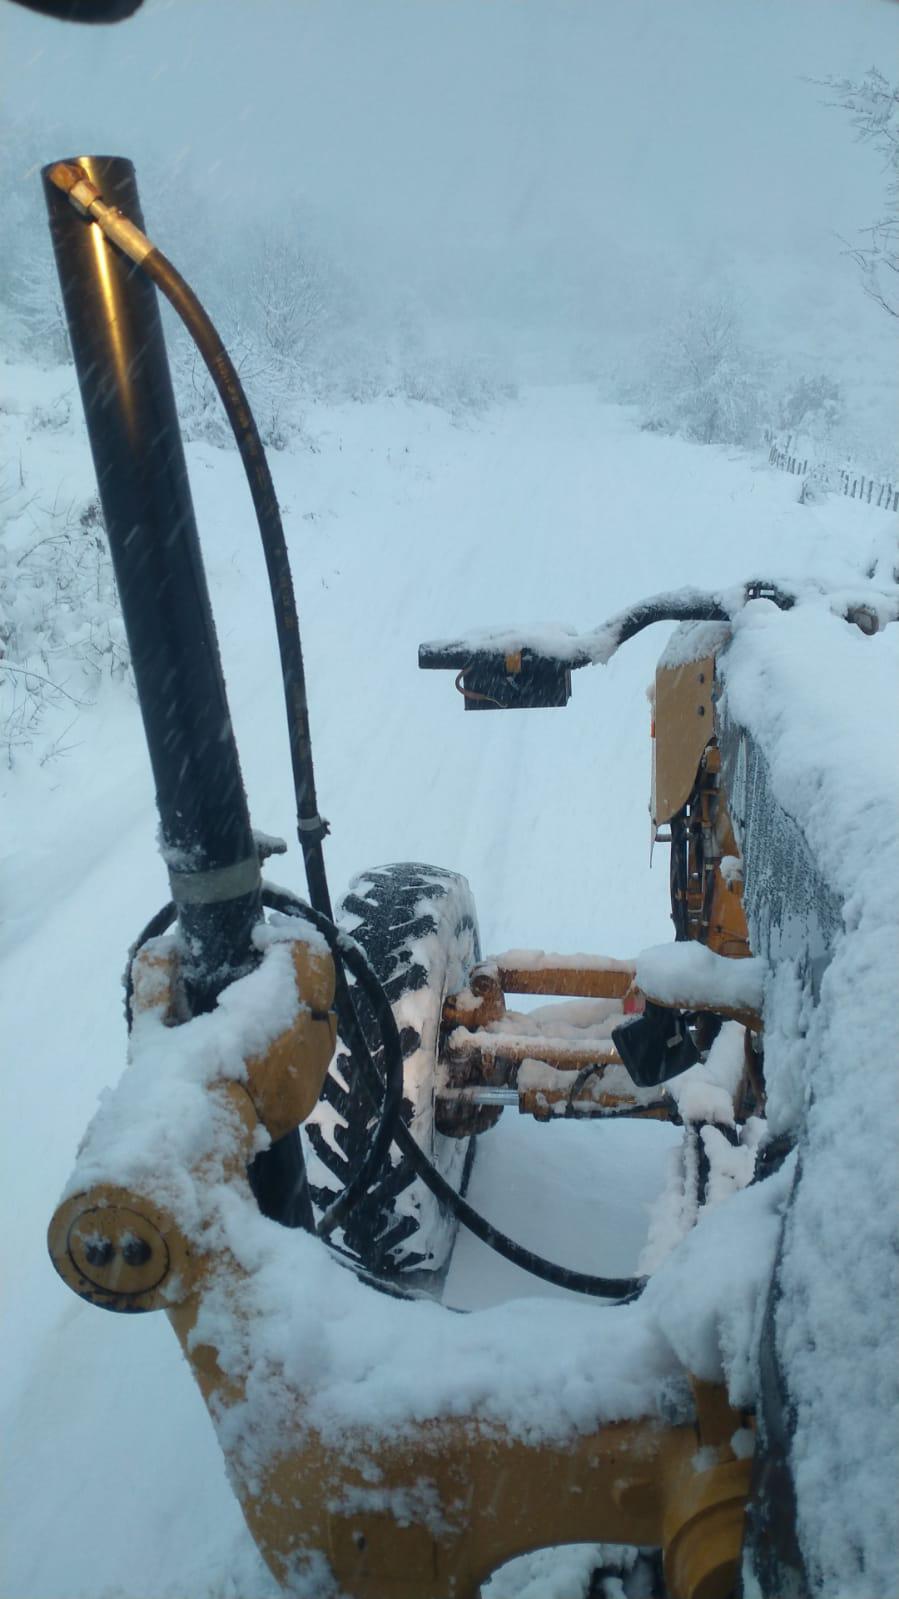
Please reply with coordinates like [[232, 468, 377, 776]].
[[445, 1027, 622, 1075]]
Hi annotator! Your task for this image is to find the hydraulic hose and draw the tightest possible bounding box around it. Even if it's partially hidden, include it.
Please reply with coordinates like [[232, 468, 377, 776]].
[[59, 161, 643, 1301], [46, 160, 333, 921], [123, 890, 406, 1241], [267, 887, 646, 1302], [126, 890, 645, 1301]]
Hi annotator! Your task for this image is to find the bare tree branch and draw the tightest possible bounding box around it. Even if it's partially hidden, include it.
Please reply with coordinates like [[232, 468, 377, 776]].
[[812, 68, 899, 320]]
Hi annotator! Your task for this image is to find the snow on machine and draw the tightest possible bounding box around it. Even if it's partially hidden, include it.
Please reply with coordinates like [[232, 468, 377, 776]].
[[42, 155, 898, 1599]]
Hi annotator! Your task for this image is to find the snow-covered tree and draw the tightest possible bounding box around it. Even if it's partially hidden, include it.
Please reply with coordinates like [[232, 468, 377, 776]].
[[0, 114, 71, 364], [817, 67, 899, 320], [777, 372, 843, 438], [646, 292, 763, 446], [169, 222, 334, 447], [13, 247, 71, 365]]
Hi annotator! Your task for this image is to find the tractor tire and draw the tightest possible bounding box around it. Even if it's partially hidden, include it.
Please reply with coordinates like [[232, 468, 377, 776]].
[[302, 862, 481, 1280]]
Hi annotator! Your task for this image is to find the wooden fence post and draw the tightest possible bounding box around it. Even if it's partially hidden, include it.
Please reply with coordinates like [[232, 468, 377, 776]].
[[768, 439, 895, 513]]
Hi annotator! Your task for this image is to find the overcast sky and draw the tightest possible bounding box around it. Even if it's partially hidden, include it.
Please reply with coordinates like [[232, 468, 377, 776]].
[[2, 0, 896, 335]]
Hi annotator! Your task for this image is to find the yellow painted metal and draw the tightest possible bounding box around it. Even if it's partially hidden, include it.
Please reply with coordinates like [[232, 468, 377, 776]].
[[47, 1074, 255, 1311], [47, 1079, 256, 1313], [495, 959, 636, 999], [446, 1030, 621, 1073], [518, 1083, 671, 1120], [49, 1051, 750, 1598], [131, 936, 337, 1138], [48, 933, 752, 1599], [652, 655, 717, 826], [51, 1087, 749, 1598], [703, 858, 752, 964], [47, 933, 336, 1313], [669, 742, 754, 967], [444, 961, 637, 1033], [664, 1456, 752, 1599], [170, 1276, 751, 1599], [45, 820, 760, 1596], [636, 987, 761, 1035]]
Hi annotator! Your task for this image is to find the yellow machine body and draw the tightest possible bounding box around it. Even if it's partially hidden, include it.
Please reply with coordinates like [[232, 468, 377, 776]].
[[47, 632, 763, 1598], [48, 932, 751, 1599]]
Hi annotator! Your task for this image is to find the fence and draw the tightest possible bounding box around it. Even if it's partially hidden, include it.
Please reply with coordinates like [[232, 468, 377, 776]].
[[768, 437, 898, 512]]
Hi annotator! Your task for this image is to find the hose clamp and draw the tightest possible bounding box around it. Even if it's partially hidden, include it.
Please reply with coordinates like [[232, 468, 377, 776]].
[[168, 856, 261, 906]]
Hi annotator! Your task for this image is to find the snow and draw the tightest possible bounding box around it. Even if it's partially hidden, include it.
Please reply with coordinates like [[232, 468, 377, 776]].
[[59, 925, 320, 1227], [657, 620, 733, 670], [665, 1022, 753, 1130], [421, 620, 588, 664], [423, 578, 899, 674], [2, 367, 897, 1597], [719, 600, 899, 1598], [641, 1158, 796, 1412], [492, 949, 636, 974], [635, 941, 766, 1013], [193, 1211, 688, 1457], [444, 1115, 680, 1313]]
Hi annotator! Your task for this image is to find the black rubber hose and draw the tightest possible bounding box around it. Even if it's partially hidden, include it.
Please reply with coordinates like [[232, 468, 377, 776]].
[[124, 885, 428, 1242], [420, 581, 800, 675], [260, 885, 437, 1236], [134, 245, 333, 920], [122, 889, 405, 1235], [90, 195, 644, 1300], [124, 902, 418, 1302], [266, 887, 646, 1302], [126, 889, 646, 1299], [581, 581, 797, 664], [80, 201, 442, 1249]]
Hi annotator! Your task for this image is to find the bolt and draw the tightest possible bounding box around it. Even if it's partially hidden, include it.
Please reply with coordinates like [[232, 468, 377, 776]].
[[83, 1237, 115, 1268], [121, 1234, 152, 1267]]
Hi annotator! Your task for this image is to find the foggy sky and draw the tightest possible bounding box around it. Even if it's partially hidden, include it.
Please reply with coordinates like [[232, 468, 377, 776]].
[[2, 0, 896, 334]]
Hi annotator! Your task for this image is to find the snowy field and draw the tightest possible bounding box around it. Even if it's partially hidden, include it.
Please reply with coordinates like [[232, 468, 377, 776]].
[[2, 367, 897, 1598]]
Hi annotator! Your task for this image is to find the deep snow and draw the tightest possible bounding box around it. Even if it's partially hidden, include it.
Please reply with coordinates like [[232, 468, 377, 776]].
[[2, 369, 897, 1597]]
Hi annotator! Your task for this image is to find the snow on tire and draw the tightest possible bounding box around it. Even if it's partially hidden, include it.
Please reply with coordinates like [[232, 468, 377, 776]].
[[302, 862, 481, 1279]]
